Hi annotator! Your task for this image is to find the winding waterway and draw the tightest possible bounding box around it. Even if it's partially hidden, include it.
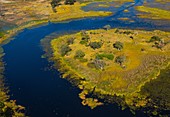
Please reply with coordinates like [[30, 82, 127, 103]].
[[2, 0, 170, 116]]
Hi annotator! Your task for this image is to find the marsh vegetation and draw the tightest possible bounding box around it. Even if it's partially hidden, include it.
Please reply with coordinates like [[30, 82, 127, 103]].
[[51, 28, 170, 116]]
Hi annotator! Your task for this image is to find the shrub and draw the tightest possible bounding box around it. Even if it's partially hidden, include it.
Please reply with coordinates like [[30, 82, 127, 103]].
[[65, 0, 76, 5], [103, 25, 111, 31], [93, 59, 105, 70], [149, 36, 161, 42], [80, 40, 87, 45], [123, 31, 133, 35], [115, 55, 126, 65], [96, 53, 114, 60], [89, 42, 102, 49], [113, 41, 124, 50], [80, 30, 90, 44], [115, 29, 119, 33], [60, 44, 71, 56], [82, 34, 90, 41], [67, 37, 75, 45], [74, 50, 85, 58], [51, 0, 61, 12]]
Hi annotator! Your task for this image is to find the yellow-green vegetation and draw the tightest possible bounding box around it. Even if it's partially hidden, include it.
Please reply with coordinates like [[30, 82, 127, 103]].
[[0, 1, 112, 44], [136, 6, 170, 20], [50, 2, 112, 22], [51, 28, 170, 115]]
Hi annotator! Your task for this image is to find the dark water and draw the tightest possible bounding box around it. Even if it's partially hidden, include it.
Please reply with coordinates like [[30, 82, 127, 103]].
[[2, 0, 170, 117]]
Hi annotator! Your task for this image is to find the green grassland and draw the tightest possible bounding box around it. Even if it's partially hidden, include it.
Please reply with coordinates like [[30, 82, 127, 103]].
[[51, 28, 170, 115]]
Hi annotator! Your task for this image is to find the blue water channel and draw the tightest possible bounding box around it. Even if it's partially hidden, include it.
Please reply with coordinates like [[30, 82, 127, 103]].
[[2, 0, 170, 116]]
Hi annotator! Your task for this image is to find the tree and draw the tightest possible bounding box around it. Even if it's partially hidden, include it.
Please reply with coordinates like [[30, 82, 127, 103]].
[[60, 44, 71, 56], [51, 0, 61, 12], [74, 50, 85, 58], [89, 42, 102, 49], [67, 37, 75, 45], [113, 41, 124, 50], [94, 59, 105, 70], [149, 36, 161, 42], [65, 0, 76, 5], [103, 25, 111, 31], [115, 55, 126, 65], [80, 30, 90, 45]]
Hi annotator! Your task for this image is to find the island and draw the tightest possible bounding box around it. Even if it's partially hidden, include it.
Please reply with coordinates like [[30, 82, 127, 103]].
[[51, 28, 170, 116]]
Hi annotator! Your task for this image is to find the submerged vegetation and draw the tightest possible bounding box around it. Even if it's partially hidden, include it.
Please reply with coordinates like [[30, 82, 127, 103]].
[[51, 28, 170, 116]]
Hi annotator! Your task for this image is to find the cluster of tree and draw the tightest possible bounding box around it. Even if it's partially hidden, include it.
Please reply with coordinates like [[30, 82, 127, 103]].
[[149, 36, 161, 42], [51, 0, 61, 12], [80, 30, 90, 45], [65, 0, 76, 5], [74, 50, 85, 59], [115, 55, 126, 66], [114, 29, 133, 35], [149, 36, 166, 50], [60, 44, 71, 56], [67, 37, 75, 45], [89, 42, 102, 49], [113, 41, 124, 50], [87, 59, 105, 70], [51, 0, 76, 12]]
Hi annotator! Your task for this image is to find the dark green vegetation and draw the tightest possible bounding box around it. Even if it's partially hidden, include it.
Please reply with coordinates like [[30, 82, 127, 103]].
[[96, 53, 114, 60], [60, 44, 72, 56], [75, 50, 85, 58], [140, 66, 170, 116], [89, 42, 102, 49], [51, 0, 76, 11], [113, 41, 124, 50]]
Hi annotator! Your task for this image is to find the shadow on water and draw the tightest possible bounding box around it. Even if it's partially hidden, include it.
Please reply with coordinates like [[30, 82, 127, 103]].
[[2, 0, 170, 116]]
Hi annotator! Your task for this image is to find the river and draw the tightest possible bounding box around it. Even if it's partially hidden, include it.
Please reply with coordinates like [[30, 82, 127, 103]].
[[2, 0, 170, 116]]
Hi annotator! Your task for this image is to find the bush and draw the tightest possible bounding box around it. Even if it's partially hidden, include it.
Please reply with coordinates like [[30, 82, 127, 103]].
[[103, 25, 111, 31], [113, 41, 124, 50], [115, 55, 126, 65], [93, 59, 105, 70], [115, 29, 119, 33], [74, 50, 85, 58], [96, 53, 114, 60], [80, 40, 87, 45], [89, 42, 102, 49], [123, 31, 133, 35], [149, 36, 161, 42], [60, 44, 71, 56], [67, 37, 75, 45], [51, 0, 61, 12], [65, 0, 76, 5]]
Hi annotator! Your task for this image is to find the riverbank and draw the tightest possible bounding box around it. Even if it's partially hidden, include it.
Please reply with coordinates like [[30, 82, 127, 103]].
[[51, 28, 170, 116], [0, 1, 113, 116]]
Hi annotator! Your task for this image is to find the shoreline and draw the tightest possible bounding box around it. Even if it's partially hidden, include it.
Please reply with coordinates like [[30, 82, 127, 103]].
[[50, 28, 170, 115]]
